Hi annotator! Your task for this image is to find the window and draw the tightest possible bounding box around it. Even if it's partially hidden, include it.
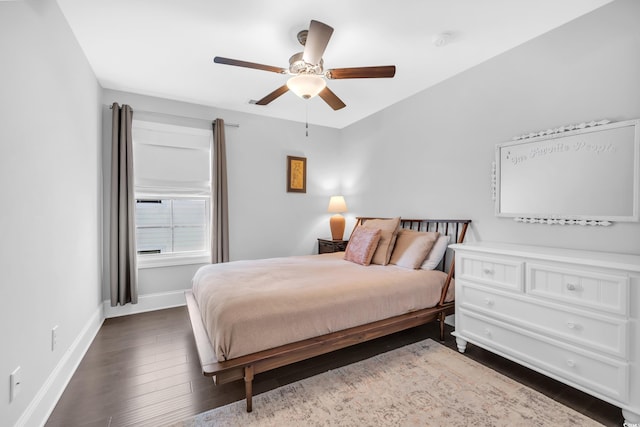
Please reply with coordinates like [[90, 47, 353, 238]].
[[136, 198, 209, 254], [132, 120, 212, 267]]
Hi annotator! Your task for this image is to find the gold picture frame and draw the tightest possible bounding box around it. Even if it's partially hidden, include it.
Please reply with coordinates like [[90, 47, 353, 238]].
[[287, 155, 306, 193]]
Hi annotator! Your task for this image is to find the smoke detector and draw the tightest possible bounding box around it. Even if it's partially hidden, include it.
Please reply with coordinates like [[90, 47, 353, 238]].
[[432, 32, 452, 47]]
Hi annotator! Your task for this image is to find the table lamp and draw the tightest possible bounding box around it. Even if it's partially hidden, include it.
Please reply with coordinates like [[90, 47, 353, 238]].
[[327, 196, 347, 240]]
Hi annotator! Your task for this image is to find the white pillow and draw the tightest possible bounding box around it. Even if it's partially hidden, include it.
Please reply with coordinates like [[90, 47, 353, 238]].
[[421, 234, 450, 270]]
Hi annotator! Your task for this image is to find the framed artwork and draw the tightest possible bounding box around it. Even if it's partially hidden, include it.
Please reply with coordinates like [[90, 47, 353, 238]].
[[287, 155, 307, 193]]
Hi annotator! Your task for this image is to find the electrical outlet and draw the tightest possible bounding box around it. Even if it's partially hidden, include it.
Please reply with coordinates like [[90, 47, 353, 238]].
[[51, 325, 58, 351], [10, 366, 21, 402]]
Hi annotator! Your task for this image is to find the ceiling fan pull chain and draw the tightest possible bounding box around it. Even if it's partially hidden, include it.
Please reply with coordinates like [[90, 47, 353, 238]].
[[306, 103, 309, 137]]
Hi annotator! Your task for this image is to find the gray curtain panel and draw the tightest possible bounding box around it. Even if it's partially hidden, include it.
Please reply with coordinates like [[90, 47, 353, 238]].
[[212, 118, 229, 263], [110, 103, 138, 306]]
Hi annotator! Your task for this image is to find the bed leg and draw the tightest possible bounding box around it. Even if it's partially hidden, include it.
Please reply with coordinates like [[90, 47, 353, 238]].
[[244, 365, 254, 412], [438, 312, 445, 342]]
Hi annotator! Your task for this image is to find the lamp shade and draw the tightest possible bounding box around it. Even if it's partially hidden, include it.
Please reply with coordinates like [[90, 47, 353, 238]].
[[327, 196, 347, 213], [287, 74, 326, 99]]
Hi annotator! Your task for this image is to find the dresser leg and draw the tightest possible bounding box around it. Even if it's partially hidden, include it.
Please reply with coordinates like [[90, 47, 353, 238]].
[[622, 408, 640, 426], [455, 337, 467, 353]]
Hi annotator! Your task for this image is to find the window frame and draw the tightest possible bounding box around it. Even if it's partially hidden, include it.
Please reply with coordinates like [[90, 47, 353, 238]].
[[132, 119, 213, 269]]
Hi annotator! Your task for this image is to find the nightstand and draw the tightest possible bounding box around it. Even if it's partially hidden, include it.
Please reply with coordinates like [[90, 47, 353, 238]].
[[317, 238, 348, 254]]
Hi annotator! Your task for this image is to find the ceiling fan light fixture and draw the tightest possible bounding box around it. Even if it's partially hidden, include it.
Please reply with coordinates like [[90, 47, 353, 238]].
[[287, 74, 326, 99]]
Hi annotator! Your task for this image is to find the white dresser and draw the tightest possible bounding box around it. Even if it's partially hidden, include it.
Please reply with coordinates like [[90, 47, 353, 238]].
[[450, 242, 640, 425]]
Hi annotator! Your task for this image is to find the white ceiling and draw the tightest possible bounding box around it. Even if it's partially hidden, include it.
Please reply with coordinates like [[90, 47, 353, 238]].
[[57, 0, 612, 129]]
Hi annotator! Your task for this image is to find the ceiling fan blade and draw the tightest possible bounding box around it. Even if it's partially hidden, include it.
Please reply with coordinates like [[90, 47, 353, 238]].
[[302, 20, 334, 65], [214, 56, 287, 74], [318, 87, 346, 111], [326, 65, 396, 79], [255, 85, 290, 105]]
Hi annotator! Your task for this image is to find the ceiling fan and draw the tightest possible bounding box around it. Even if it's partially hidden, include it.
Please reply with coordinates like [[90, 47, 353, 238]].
[[213, 20, 396, 111]]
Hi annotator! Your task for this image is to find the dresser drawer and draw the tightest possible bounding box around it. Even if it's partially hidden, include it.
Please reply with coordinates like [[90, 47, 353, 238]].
[[456, 254, 524, 292], [457, 309, 629, 403], [526, 263, 629, 315], [459, 284, 627, 358]]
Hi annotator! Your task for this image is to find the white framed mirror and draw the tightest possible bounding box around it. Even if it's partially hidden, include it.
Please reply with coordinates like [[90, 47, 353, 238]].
[[495, 119, 639, 225]]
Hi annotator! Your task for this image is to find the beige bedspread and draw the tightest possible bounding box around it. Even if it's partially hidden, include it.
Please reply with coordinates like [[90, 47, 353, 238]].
[[192, 252, 453, 361]]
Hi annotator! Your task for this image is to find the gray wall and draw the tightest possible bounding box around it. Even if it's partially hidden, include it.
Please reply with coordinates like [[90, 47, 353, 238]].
[[0, 1, 102, 425], [341, 0, 640, 255]]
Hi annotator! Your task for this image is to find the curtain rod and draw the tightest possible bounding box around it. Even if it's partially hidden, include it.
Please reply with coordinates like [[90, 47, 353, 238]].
[[108, 105, 239, 128]]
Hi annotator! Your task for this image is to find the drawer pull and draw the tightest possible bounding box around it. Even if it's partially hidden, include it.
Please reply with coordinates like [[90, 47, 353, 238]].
[[566, 359, 576, 368], [483, 297, 495, 307], [566, 283, 579, 291], [483, 268, 494, 275], [484, 328, 492, 337], [566, 321, 577, 329]]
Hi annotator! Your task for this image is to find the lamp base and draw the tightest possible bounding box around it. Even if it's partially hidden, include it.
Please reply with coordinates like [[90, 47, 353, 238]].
[[330, 214, 345, 240]]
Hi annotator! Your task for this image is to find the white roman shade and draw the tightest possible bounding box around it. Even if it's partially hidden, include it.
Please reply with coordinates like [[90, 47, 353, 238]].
[[132, 120, 212, 197]]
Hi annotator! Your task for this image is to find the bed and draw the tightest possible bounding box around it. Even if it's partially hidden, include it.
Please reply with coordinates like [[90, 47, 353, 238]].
[[186, 217, 471, 412]]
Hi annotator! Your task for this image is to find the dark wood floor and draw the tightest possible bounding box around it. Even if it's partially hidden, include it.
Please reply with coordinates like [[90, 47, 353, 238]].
[[46, 306, 623, 427]]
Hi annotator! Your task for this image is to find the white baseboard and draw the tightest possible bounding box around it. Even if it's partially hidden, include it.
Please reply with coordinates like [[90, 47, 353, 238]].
[[445, 314, 455, 327], [103, 289, 188, 318], [15, 304, 104, 427]]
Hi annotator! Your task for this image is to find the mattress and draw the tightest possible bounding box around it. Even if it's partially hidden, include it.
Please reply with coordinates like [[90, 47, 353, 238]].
[[191, 252, 453, 361]]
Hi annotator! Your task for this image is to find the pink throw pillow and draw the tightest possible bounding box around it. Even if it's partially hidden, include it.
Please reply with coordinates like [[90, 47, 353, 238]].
[[344, 227, 381, 266]]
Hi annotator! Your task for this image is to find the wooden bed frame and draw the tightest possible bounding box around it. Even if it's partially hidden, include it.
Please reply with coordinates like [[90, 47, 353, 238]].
[[185, 218, 470, 412]]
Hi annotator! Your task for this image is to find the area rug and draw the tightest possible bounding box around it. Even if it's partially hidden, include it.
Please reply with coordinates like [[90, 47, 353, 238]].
[[173, 339, 602, 426]]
